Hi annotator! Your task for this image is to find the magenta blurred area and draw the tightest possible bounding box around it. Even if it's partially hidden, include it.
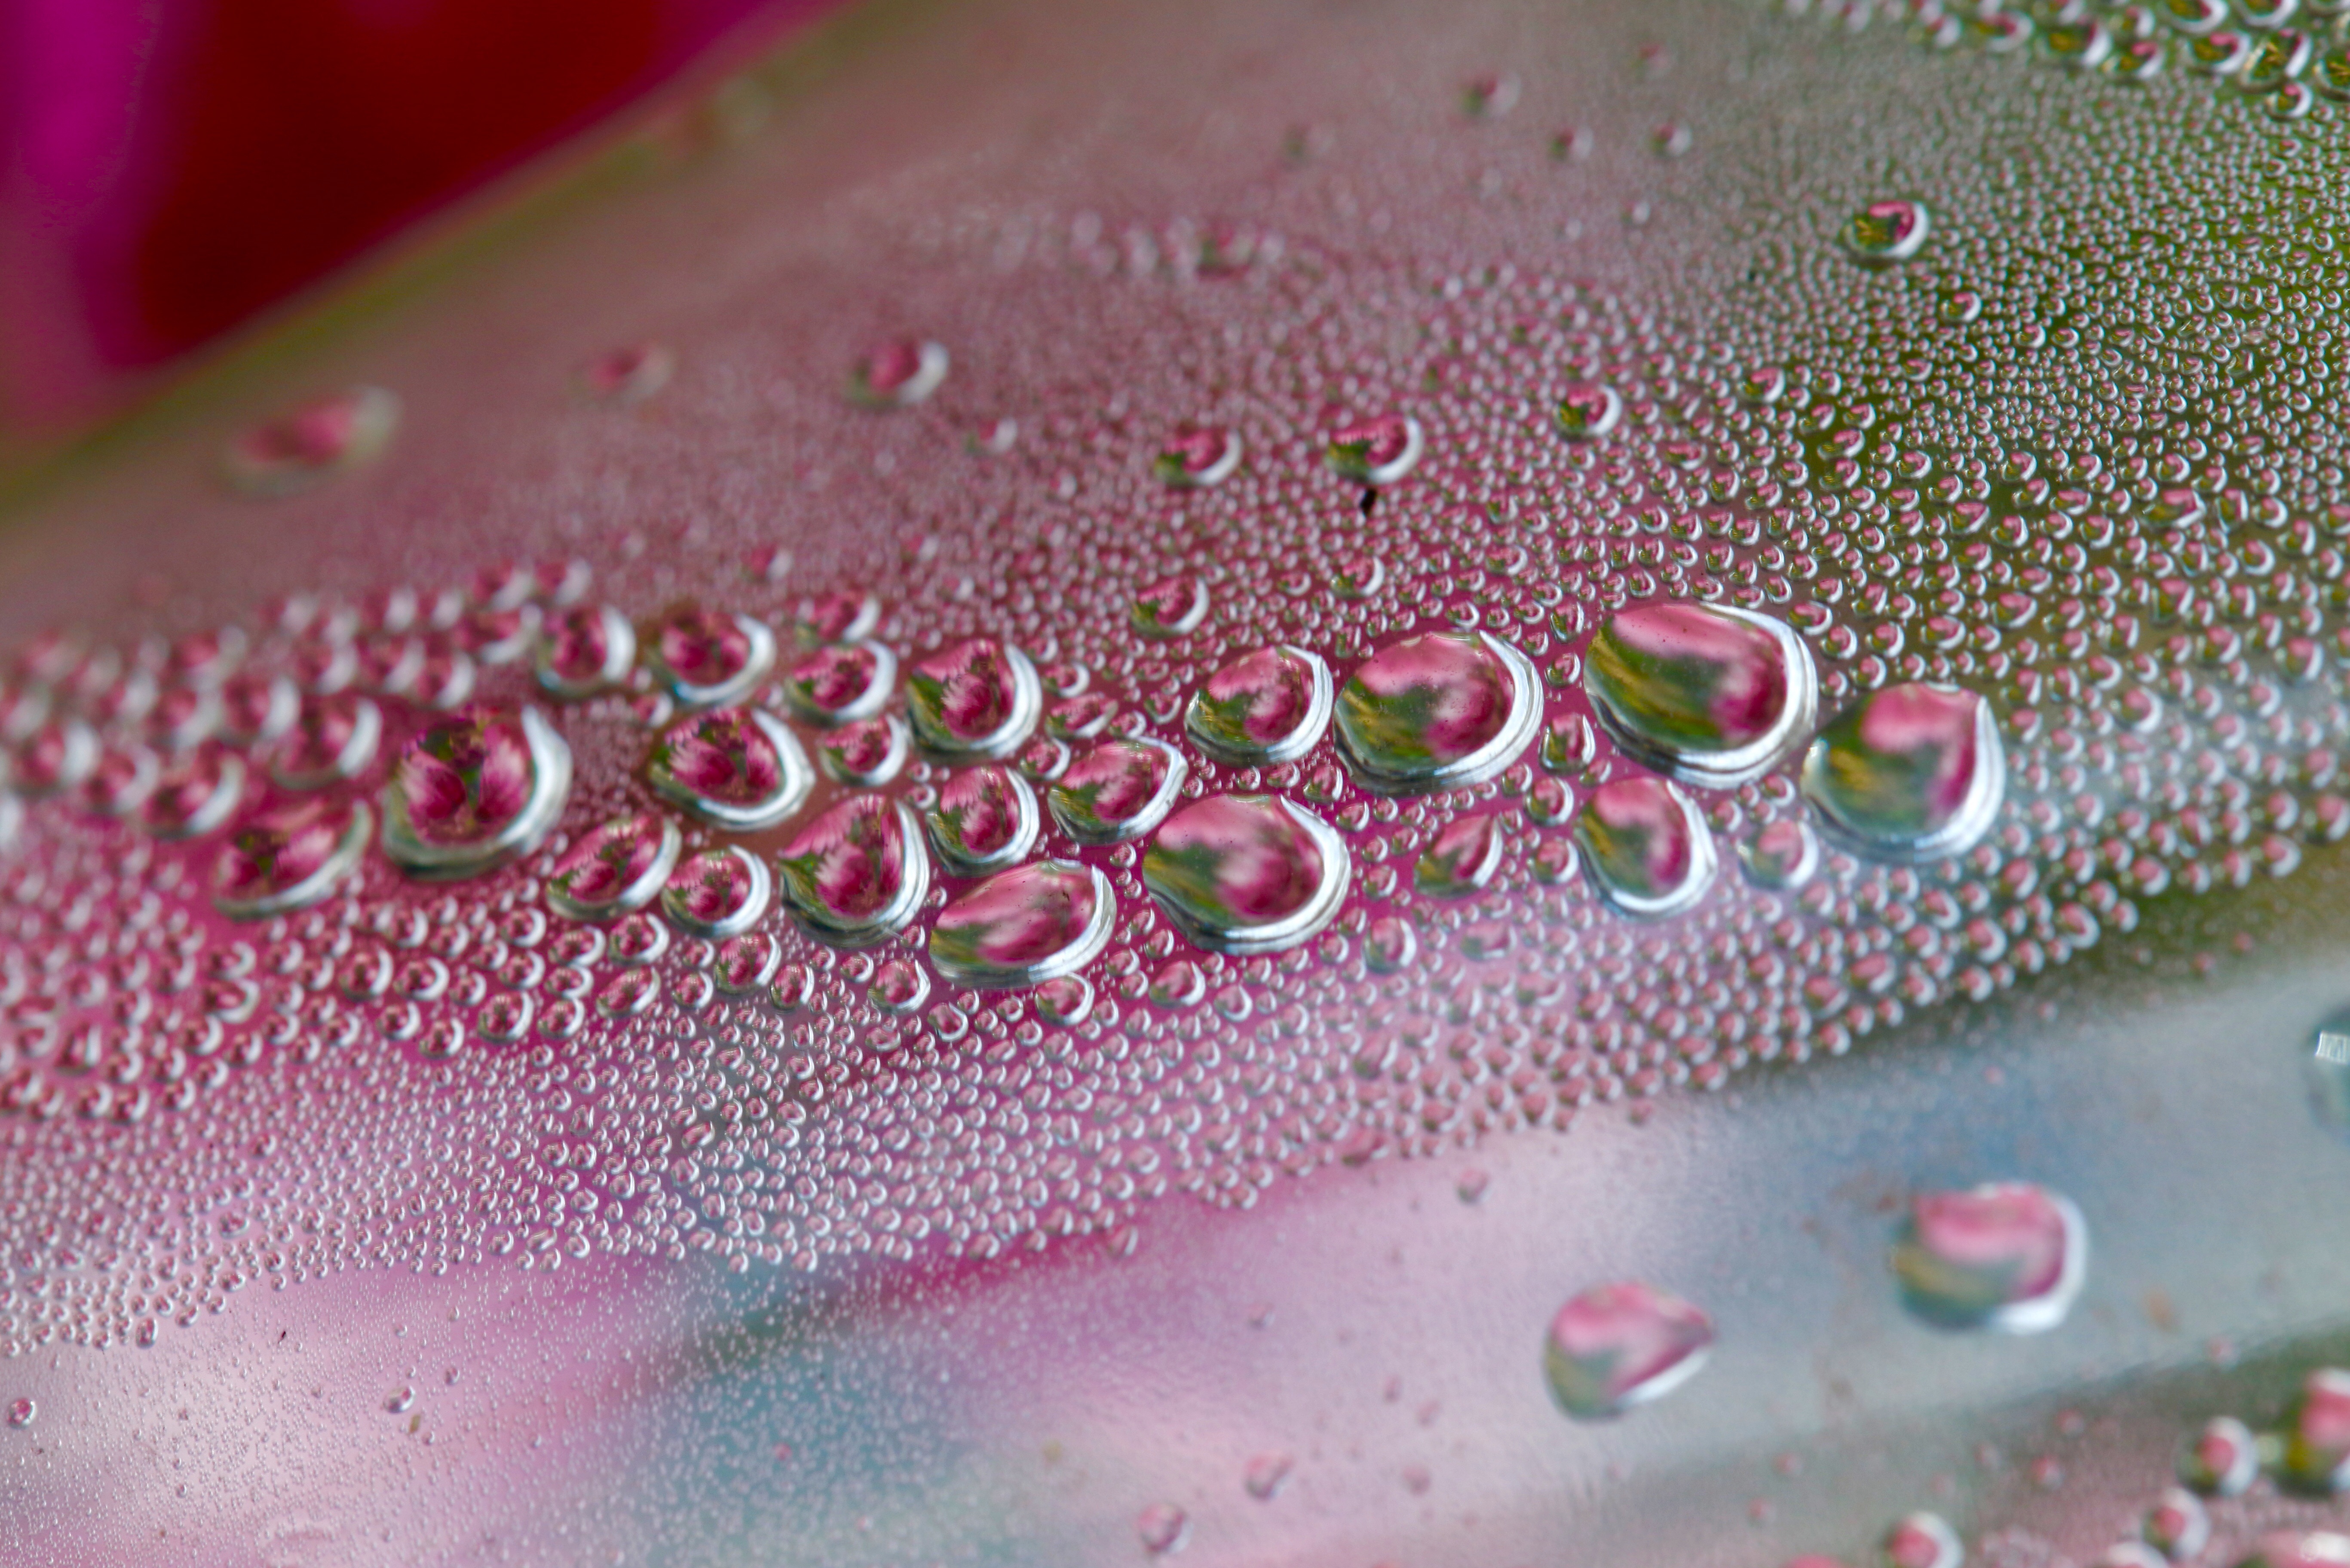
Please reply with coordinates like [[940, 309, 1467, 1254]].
[[0, 0, 849, 436]]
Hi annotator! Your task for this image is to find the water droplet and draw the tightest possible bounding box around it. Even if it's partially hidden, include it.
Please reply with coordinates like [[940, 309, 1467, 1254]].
[[661, 845, 772, 939], [849, 339, 948, 408], [1155, 426, 1242, 487], [2142, 1486, 2210, 1560], [267, 693, 381, 789], [1575, 775, 1716, 918], [1137, 1502, 1189, 1556], [1881, 1513, 1964, 1568], [576, 342, 673, 404], [923, 766, 1040, 875], [1739, 818, 1819, 891], [544, 813, 681, 922], [1843, 199, 1931, 265], [1243, 1451, 1294, 1500], [1461, 72, 1520, 118], [713, 931, 781, 994], [774, 795, 930, 946], [1131, 576, 1210, 640], [223, 386, 400, 497], [1583, 603, 1817, 788], [1186, 645, 1333, 766], [781, 640, 897, 726], [1049, 738, 1187, 843], [1416, 812, 1505, 898], [1335, 630, 1541, 793], [2179, 1415, 2260, 1496], [796, 591, 879, 645], [2306, 1008, 2350, 1137], [1035, 974, 1094, 1024], [646, 707, 812, 831], [1326, 413, 1424, 486], [381, 706, 571, 878], [214, 796, 372, 918], [535, 605, 636, 699], [2239, 1535, 2350, 1568], [1542, 1280, 1714, 1419], [648, 606, 776, 708], [1802, 683, 2005, 863], [907, 637, 1042, 760], [870, 959, 929, 1014], [2283, 1369, 2350, 1494], [929, 861, 1114, 987], [815, 714, 910, 787], [7, 1397, 36, 1428], [1142, 794, 1349, 953], [1554, 381, 1625, 441], [13, 718, 95, 797], [1892, 1182, 2087, 1334]]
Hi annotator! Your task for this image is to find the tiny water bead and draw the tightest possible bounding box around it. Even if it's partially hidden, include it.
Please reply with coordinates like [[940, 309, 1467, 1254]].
[[848, 338, 949, 408], [575, 341, 673, 404], [1131, 575, 1210, 640], [543, 812, 681, 922], [222, 386, 400, 497], [1553, 381, 1625, 442], [1334, 630, 1541, 793], [1048, 738, 1187, 844], [1141, 794, 1349, 953], [1185, 644, 1333, 766], [1582, 603, 1817, 789], [922, 765, 1039, 875], [646, 706, 811, 831], [1574, 775, 1716, 918], [534, 604, 636, 699], [1842, 199, 1931, 265], [1891, 1182, 2087, 1334], [1325, 412, 1425, 486], [906, 637, 1042, 760], [1154, 426, 1242, 487], [379, 706, 572, 879], [5, 1397, 33, 1429], [1542, 1280, 1715, 1420], [1802, 683, 2006, 864], [1881, 1513, 1964, 1568], [2179, 1416, 2261, 1497], [928, 861, 1115, 986], [1136, 1503, 1189, 1556], [212, 796, 372, 918], [781, 640, 896, 726], [661, 846, 772, 939], [648, 605, 775, 708], [1416, 811, 1506, 898], [775, 795, 930, 946]]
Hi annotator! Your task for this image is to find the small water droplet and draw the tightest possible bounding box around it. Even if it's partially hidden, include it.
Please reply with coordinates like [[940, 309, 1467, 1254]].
[[1416, 812, 1505, 898], [2142, 1486, 2210, 1560], [661, 845, 772, 939], [781, 640, 896, 726], [1155, 426, 1242, 487], [1186, 645, 1333, 766], [1244, 1450, 1294, 1499], [1880, 1513, 1963, 1568], [1326, 413, 1424, 486], [2283, 1369, 2350, 1494], [380, 706, 572, 879], [1584, 603, 1817, 788], [6, 1397, 34, 1428], [849, 339, 948, 408], [775, 795, 929, 947], [1553, 381, 1625, 441], [646, 707, 812, 831], [924, 765, 1040, 875], [1543, 1280, 1714, 1419], [1137, 1502, 1189, 1556], [1892, 1182, 2087, 1334], [1048, 738, 1187, 844], [576, 342, 673, 404], [535, 605, 636, 699], [648, 606, 776, 709], [2178, 1415, 2260, 1496], [545, 813, 681, 922], [214, 796, 371, 917], [907, 638, 1042, 760], [1843, 199, 1931, 265], [1131, 575, 1210, 640], [1575, 775, 1716, 918], [223, 386, 400, 496]]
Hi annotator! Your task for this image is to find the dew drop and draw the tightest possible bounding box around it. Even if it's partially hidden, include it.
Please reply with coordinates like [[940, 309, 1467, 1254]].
[[2239, 1536, 2350, 1568], [774, 795, 929, 947], [907, 637, 1042, 760], [781, 640, 896, 726], [544, 813, 681, 922], [1185, 645, 1334, 766], [648, 605, 776, 709], [923, 765, 1040, 876], [1574, 775, 1716, 918], [1334, 630, 1541, 793], [576, 342, 673, 404], [1048, 738, 1187, 844], [1739, 818, 1819, 891], [929, 861, 1114, 987], [2179, 1416, 2260, 1497], [646, 707, 812, 831], [713, 931, 781, 994], [1584, 603, 1817, 788], [1137, 1502, 1189, 1556], [1891, 1182, 2087, 1334], [534, 605, 636, 699], [1142, 794, 1349, 953], [1131, 576, 1210, 640], [223, 386, 400, 497], [1881, 1513, 1964, 1568], [138, 750, 245, 840], [1553, 381, 1625, 442], [380, 706, 572, 879], [1542, 1280, 1714, 1419], [214, 796, 372, 919], [1843, 199, 1931, 265], [267, 694, 381, 789], [849, 339, 948, 408], [815, 714, 910, 787], [1326, 413, 1424, 486], [2283, 1369, 2350, 1495], [1416, 812, 1505, 899], [1802, 683, 2005, 863], [1155, 426, 1242, 488]]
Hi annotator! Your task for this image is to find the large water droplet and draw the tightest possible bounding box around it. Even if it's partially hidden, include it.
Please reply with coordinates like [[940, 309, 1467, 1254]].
[[1334, 630, 1541, 793], [1892, 1181, 2087, 1334], [661, 845, 772, 939], [928, 860, 1115, 986], [907, 637, 1042, 760], [1326, 413, 1424, 486], [1574, 775, 1716, 917], [774, 794, 929, 946], [222, 386, 400, 497], [544, 812, 681, 922], [380, 706, 571, 878], [781, 640, 896, 726], [1583, 602, 1817, 788], [2142, 1486, 2211, 1560], [646, 707, 812, 831], [1186, 645, 1333, 766], [1049, 738, 1187, 843], [1803, 683, 2005, 862], [1843, 199, 1931, 264], [1542, 1280, 1715, 1419], [214, 796, 372, 918], [1142, 794, 1348, 953], [648, 605, 776, 708], [535, 604, 636, 700], [924, 765, 1039, 876]]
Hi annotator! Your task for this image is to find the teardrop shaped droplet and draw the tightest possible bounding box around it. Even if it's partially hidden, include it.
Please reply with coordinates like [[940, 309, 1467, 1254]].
[[774, 794, 930, 946], [815, 714, 909, 786], [1543, 1280, 1715, 1420], [929, 860, 1115, 987], [214, 796, 372, 918], [907, 637, 1042, 760], [924, 765, 1039, 876], [1574, 774, 1716, 918], [849, 339, 949, 407], [544, 812, 681, 922], [381, 705, 571, 878], [1335, 630, 1541, 793], [1802, 682, 2005, 862], [1739, 818, 1819, 890], [535, 604, 636, 699], [796, 590, 879, 645], [222, 386, 400, 497], [712, 931, 781, 995], [1843, 198, 1930, 264], [1326, 413, 1424, 486], [1131, 575, 1210, 640], [1143, 794, 1349, 954], [1049, 738, 1187, 844], [646, 706, 812, 831], [267, 693, 381, 789], [1186, 644, 1333, 766], [648, 605, 776, 708], [661, 845, 772, 939], [1155, 426, 1241, 488], [781, 640, 896, 726], [1416, 811, 1506, 898], [1892, 1181, 2087, 1335], [1553, 381, 1624, 441], [138, 750, 246, 840], [1584, 602, 1817, 788]]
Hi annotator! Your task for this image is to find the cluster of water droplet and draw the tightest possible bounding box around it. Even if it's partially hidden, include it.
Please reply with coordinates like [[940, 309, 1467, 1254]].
[[8, 0, 2350, 1355]]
